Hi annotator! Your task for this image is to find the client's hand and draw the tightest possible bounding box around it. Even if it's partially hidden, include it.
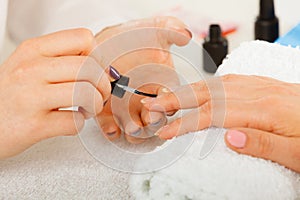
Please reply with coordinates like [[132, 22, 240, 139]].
[[94, 16, 192, 143], [142, 74, 300, 172]]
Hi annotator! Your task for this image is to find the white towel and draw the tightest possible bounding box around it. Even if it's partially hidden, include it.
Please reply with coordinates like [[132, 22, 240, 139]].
[[1, 41, 300, 200], [129, 41, 300, 200], [0, 119, 134, 199]]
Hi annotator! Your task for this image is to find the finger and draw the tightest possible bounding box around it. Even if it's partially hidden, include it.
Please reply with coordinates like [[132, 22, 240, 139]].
[[95, 100, 121, 140], [140, 107, 167, 135], [155, 99, 274, 139], [113, 97, 147, 144], [157, 87, 177, 116], [116, 16, 192, 46], [156, 16, 192, 46], [43, 56, 111, 101], [46, 82, 104, 116], [39, 111, 85, 139], [155, 107, 211, 140], [23, 28, 96, 57], [142, 75, 280, 112], [121, 109, 147, 144], [141, 80, 210, 112], [225, 128, 300, 172]]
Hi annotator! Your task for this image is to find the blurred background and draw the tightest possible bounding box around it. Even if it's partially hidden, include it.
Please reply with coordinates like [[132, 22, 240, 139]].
[[3, 0, 300, 63]]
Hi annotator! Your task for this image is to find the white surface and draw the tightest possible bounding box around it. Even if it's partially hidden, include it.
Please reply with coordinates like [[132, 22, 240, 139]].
[[130, 41, 300, 200], [3, 0, 300, 61]]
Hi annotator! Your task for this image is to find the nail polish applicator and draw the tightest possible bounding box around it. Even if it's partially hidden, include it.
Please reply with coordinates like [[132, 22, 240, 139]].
[[255, 0, 279, 42], [109, 66, 157, 98]]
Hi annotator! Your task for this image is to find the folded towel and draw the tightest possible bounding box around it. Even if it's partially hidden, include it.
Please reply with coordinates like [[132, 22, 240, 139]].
[[129, 41, 300, 200]]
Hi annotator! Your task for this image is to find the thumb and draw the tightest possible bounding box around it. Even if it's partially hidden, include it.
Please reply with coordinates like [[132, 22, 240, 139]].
[[157, 16, 192, 46], [225, 128, 300, 172]]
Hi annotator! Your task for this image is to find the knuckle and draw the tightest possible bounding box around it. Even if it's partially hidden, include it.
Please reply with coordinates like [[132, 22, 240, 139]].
[[263, 84, 288, 94], [78, 82, 103, 114], [75, 28, 94, 46], [76, 28, 94, 38], [257, 134, 274, 158], [18, 39, 36, 51], [202, 101, 212, 113], [10, 59, 40, 82], [259, 95, 280, 107], [168, 94, 180, 110]]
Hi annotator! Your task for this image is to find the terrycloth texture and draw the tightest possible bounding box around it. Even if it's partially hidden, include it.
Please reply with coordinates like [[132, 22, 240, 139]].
[[0, 120, 134, 199], [129, 41, 300, 200]]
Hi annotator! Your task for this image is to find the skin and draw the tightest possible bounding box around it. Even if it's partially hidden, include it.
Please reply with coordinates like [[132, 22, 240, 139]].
[[142, 74, 300, 173], [0, 28, 111, 158], [94, 16, 192, 143], [0, 16, 191, 158]]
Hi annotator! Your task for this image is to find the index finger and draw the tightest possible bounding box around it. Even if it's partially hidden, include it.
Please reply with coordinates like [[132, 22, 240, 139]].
[[141, 77, 225, 112], [23, 28, 96, 57]]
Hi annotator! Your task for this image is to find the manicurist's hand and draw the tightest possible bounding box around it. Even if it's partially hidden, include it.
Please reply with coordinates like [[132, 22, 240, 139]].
[[142, 74, 300, 172], [94, 16, 192, 144], [0, 29, 111, 158]]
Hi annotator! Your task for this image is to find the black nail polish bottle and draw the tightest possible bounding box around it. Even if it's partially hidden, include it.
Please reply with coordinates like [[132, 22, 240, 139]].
[[255, 0, 279, 42], [203, 24, 228, 73]]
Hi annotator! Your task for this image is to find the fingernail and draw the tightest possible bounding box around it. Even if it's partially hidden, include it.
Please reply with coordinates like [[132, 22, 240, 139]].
[[185, 28, 193, 38], [226, 130, 247, 148], [150, 119, 163, 127], [154, 125, 169, 136], [130, 129, 142, 137], [106, 131, 116, 136], [161, 87, 170, 93], [141, 98, 155, 104], [109, 65, 120, 80]]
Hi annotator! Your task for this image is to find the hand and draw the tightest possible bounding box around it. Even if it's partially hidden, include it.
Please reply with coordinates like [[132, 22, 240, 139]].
[[94, 16, 192, 143], [0, 28, 111, 158], [142, 74, 300, 172]]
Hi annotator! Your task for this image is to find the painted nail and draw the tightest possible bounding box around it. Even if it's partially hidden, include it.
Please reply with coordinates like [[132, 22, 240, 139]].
[[109, 65, 121, 80], [154, 125, 169, 136], [141, 98, 155, 104], [185, 28, 193, 38], [226, 130, 247, 148], [130, 129, 142, 137]]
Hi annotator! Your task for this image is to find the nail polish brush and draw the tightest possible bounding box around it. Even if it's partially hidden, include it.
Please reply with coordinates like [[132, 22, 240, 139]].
[[109, 66, 157, 98]]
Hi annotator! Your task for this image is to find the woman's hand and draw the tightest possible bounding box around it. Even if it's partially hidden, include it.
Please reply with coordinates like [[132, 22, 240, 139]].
[[0, 28, 111, 158], [142, 74, 300, 172], [94, 16, 192, 144]]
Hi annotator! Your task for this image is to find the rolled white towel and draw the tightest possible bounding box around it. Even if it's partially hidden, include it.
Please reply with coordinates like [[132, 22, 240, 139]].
[[129, 41, 300, 200]]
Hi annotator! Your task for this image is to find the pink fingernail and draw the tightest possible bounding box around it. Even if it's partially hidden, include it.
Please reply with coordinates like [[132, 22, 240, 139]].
[[226, 130, 247, 148]]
